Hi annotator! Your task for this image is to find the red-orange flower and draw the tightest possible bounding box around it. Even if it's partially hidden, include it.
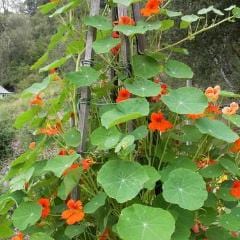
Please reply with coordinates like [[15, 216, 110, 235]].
[[196, 158, 217, 169], [99, 228, 109, 240], [230, 139, 240, 153], [148, 112, 173, 132], [116, 88, 131, 103], [29, 141, 36, 150], [11, 232, 23, 240], [40, 124, 61, 136], [205, 85, 221, 102], [61, 199, 85, 225], [230, 180, 240, 199], [111, 43, 121, 56], [206, 103, 221, 114], [58, 148, 75, 156], [187, 113, 205, 120], [81, 158, 95, 171], [141, 0, 163, 17], [118, 16, 135, 25], [63, 163, 80, 176], [38, 198, 50, 218], [112, 31, 120, 38], [30, 94, 43, 106]]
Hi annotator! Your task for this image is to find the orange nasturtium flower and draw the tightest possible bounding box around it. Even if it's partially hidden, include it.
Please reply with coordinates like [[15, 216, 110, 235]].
[[81, 158, 95, 171], [118, 16, 135, 26], [58, 148, 75, 156], [61, 199, 85, 225], [187, 113, 205, 120], [230, 139, 240, 153], [30, 94, 43, 106], [141, 0, 163, 17], [222, 102, 239, 115], [205, 85, 221, 102], [28, 141, 36, 150], [40, 124, 61, 136], [206, 103, 221, 114], [111, 43, 121, 56], [116, 88, 131, 103], [230, 180, 240, 199], [148, 112, 173, 132], [38, 198, 51, 218], [11, 232, 23, 240], [63, 163, 80, 176], [99, 228, 109, 240]]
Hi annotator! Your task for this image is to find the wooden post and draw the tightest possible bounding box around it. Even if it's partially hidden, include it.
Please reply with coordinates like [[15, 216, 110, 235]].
[[132, 2, 145, 54], [72, 0, 100, 200]]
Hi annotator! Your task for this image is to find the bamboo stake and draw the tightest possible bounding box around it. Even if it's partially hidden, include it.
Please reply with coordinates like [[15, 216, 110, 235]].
[[72, 0, 100, 200]]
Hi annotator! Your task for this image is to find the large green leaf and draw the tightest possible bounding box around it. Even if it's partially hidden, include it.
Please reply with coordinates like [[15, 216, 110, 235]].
[[116, 204, 175, 240], [84, 192, 107, 214], [113, 0, 140, 6], [12, 202, 42, 230], [199, 164, 224, 178], [181, 14, 200, 22], [38, 2, 58, 14], [58, 168, 82, 200], [49, 0, 79, 17], [219, 208, 240, 231], [143, 166, 161, 190], [44, 154, 80, 177], [101, 98, 149, 129], [97, 160, 148, 203], [195, 118, 239, 143], [93, 37, 121, 54], [14, 108, 39, 129], [31, 232, 54, 240], [84, 16, 112, 30], [162, 168, 208, 210], [65, 67, 99, 87], [64, 224, 86, 239], [162, 87, 208, 114], [125, 79, 160, 97], [206, 227, 231, 240], [164, 60, 193, 79], [63, 128, 81, 147], [115, 135, 135, 153], [39, 55, 71, 72], [131, 126, 148, 140], [0, 218, 13, 239], [23, 77, 51, 95], [90, 126, 122, 150], [114, 21, 163, 36], [223, 114, 240, 128], [132, 55, 161, 79], [220, 157, 240, 176]]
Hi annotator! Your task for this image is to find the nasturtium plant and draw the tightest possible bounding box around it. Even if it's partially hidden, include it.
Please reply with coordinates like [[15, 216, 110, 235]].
[[3, 1, 240, 240]]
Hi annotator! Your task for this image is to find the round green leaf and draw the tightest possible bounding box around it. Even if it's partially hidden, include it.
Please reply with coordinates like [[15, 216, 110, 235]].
[[12, 202, 42, 230], [101, 98, 149, 129], [63, 128, 81, 147], [84, 192, 107, 214], [64, 223, 86, 239], [223, 114, 240, 128], [65, 67, 100, 87], [143, 166, 161, 190], [93, 37, 121, 54], [115, 135, 135, 153], [164, 60, 193, 79], [133, 55, 161, 79], [90, 126, 122, 150], [181, 14, 200, 23], [84, 16, 112, 30], [131, 126, 148, 140], [199, 164, 224, 178], [220, 157, 240, 176], [219, 208, 240, 231], [125, 79, 160, 97], [97, 160, 148, 203], [206, 227, 231, 240], [195, 118, 239, 143], [31, 232, 54, 240], [162, 168, 208, 210], [44, 154, 80, 177], [116, 204, 175, 240], [162, 87, 208, 114]]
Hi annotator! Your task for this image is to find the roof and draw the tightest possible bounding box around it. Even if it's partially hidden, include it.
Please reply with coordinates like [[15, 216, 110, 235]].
[[0, 86, 12, 94]]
